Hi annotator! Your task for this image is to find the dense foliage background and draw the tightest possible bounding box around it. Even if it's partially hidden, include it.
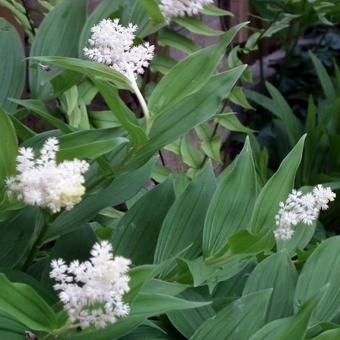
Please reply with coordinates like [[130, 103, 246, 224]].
[[0, 0, 340, 339]]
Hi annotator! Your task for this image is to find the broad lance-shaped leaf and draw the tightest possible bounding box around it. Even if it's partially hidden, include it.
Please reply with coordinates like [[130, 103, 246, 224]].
[[0, 108, 18, 200], [0, 274, 59, 332], [29, 0, 87, 98], [229, 134, 306, 254], [228, 135, 306, 255], [45, 159, 155, 242], [203, 138, 259, 258], [112, 180, 175, 265], [191, 289, 272, 340], [148, 22, 248, 114], [124, 66, 246, 170], [243, 252, 298, 321], [154, 164, 216, 266], [250, 293, 321, 340], [313, 329, 340, 340], [0, 19, 25, 112], [294, 236, 340, 325], [167, 290, 215, 338]]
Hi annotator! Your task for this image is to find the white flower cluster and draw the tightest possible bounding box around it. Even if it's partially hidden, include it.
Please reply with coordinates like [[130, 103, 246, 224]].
[[83, 19, 154, 80], [50, 241, 131, 330], [274, 185, 336, 241], [6, 138, 89, 213], [160, 0, 214, 20]]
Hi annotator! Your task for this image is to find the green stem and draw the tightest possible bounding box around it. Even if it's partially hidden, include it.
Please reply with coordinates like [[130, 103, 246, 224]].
[[126, 67, 151, 134]]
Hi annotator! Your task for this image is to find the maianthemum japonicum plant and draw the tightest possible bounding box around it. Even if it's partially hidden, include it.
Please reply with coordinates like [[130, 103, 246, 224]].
[[0, 0, 339, 339]]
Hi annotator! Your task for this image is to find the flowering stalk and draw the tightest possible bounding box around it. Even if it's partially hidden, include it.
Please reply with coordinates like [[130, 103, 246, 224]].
[[83, 19, 154, 134], [274, 185, 336, 241]]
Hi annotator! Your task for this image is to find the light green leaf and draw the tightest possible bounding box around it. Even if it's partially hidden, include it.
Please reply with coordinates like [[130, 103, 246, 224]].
[[174, 17, 223, 36], [158, 28, 198, 54]]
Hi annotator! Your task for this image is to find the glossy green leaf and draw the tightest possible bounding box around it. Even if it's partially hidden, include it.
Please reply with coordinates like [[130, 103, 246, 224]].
[[243, 252, 298, 321], [112, 180, 175, 265], [149, 23, 247, 113], [216, 113, 254, 133], [191, 290, 272, 340], [295, 236, 340, 324], [0, 312, 26, 340], [0, 19, 25, 112], [203, 139, 259, 257], [29, 0, 87, 97], [154, 164, 216, 264], [312, 329, 340, 340]]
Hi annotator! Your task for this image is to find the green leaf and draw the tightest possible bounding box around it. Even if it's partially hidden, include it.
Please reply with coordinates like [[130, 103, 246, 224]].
[[0, 107, 18, 199], [250, 293, 320, 340], [216, 113, 254, 133], [154, 164, 216, 265], [126, 67, 246, 169], [203, 139, 259, 258], [149, 23, 247, 113], [174, 17, 223, 36], [158, 28, 198, 54], [202, 6, 232, 16], [139, 0, 165, 24], [29, 0, 87, 98], [167, 290, 215, 338], [0, 19, 25, 112], [112, 180, 175, 265], [0, 207, 43, 268], [0, 274, 58, 332], [312, 329, 340, 340], [33, 56, 130, 90], [250, 135, 306, 235], [130, 293, 210, 318], [191, 290, 272, 340], [45, 160, 154, 241], [0, 312, 26, 340], [246, 85, 303, 146], [12, 99, 73, 133], [93, 79, 148, 145], [294, 236, 340, 324], [243, 252, 298, 321], [309, 51, 336, 102]]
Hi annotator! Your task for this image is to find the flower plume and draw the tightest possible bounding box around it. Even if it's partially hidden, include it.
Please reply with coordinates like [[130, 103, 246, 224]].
[[50, 241, 131, 329], [6, 137, 89, 213]]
